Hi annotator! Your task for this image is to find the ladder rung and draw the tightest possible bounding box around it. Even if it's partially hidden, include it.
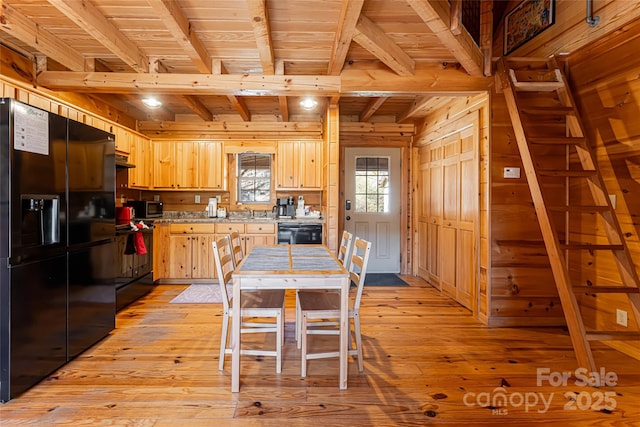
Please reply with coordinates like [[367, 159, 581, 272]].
[[513, 81, 564, 92], [548, 205, 610, 213], [573, 286, 640, 294], [528, 137, 586, 145], [586, 331, 640, 341], [520, 106, 574, 115], [495, 239, 545, 247], [560, 243, 625, 251], [538, 170, 597, 177]]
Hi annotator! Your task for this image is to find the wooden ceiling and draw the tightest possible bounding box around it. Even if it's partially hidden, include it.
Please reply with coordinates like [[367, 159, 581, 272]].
[[0, 0, 493, 125]]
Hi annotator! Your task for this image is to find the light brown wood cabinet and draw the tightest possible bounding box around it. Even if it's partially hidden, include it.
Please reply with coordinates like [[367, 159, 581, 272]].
[[152, 141, 224, 190], [166, 223, 217, 280], [156, 221, 276, 282], [276, 140, 322, 190], [215, 222, 276, 257], [129, 135, 151, 188], [114, 127, 131, 154]]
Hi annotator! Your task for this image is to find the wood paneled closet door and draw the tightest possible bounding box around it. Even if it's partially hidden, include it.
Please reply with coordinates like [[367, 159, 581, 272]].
[[416, 115, 479, 311]]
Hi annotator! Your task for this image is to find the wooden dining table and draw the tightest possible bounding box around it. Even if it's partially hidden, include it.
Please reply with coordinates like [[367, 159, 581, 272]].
[[231, 244, 350, 392]]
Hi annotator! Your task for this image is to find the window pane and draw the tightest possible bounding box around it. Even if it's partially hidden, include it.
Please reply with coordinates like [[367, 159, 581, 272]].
[[354, 156, 391, 213], [238, 153, 271, 204]]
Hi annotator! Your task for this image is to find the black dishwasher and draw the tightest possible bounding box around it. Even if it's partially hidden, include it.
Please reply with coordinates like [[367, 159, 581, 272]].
[[277, 223, 323, 244]]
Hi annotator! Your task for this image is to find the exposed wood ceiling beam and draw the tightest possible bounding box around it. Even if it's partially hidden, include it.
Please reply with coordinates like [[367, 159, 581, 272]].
[[0, 1, 85, 71], [397, 95, 438, 123], [138, 121, 322, 135], [46, 0, 149, 73], [353, 14, 415, 77], [226, 95, 251, 121], [407, 0, 483, 77], [212, 59, 253, 121], [327, 0, 365, 75], [449, 0, 462, 35], [247, 0, 275, 75], [177, 95, 214, 121], [146, 0, 212, 74], [340, 64, 489, 95], [149, 58, 213, 121], [35, 72, 341, 95], [36, 63, 490, 95], [275, 60, 288, 122], [480, 0, 493, 77], [359, 97, 388, 122]]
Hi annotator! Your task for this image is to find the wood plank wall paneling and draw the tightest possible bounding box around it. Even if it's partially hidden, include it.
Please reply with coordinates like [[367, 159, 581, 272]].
[[494, 0, 640, 60], [489, 90, 565, 327]]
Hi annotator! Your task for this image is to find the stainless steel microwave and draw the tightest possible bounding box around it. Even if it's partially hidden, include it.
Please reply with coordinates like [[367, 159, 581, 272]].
[[125, 200, 163, 218]]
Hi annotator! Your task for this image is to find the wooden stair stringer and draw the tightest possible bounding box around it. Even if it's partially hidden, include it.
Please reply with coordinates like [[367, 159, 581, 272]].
[[498, 57, 640, 373]]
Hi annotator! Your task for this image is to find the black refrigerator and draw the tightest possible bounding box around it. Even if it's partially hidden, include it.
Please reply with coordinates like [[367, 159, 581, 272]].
[[0, 98, 116, 402]]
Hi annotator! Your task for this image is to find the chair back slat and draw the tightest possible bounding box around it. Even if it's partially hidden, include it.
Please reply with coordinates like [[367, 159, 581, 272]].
[[337, 230, 353, 269], [212, 235, 235, 311], [229, 231, 244, 269], [348, 237, 372, 311]]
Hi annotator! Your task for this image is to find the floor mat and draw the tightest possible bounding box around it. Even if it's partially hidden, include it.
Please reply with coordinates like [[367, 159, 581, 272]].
[[364, 273, 409, 286], [169, 284, 231, 303]]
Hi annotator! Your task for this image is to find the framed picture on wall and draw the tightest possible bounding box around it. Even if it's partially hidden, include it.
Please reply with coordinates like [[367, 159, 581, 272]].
[[503, 0, 555, 56]]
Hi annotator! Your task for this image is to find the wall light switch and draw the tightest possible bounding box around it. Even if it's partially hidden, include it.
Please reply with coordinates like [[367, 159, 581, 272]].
[[503, 167, 521, 179], [195, 195, 201, 203], [616, 309, 628, 327]]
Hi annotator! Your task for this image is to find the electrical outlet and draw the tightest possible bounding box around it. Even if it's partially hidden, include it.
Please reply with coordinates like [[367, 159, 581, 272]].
[[195, 195, 201, 204], [216, 195, 221, 203], [616, 309, 628, 327]]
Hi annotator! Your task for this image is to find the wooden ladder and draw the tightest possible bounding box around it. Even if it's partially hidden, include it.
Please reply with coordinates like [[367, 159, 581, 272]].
[[498, 56, 640, 373]]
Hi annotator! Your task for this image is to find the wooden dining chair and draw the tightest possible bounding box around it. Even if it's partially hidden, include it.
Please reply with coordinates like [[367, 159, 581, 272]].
[[212, 235, 285, 373], [229, 230, 244, 268], [297, 237, 372, 377], [295, 230, 353, 347]]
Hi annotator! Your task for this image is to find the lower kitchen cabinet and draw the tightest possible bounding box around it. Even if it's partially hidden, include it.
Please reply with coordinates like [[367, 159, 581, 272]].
[[215, 222, 276, 255], [156, 221, 276, 282]]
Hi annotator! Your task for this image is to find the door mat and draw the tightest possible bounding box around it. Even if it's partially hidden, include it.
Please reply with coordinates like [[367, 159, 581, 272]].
[[169, 283, 231, 304], [364, 273, 410, 286]]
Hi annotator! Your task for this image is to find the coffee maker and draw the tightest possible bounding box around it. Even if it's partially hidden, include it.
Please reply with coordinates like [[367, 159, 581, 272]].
[[276, 197, 295, 218]]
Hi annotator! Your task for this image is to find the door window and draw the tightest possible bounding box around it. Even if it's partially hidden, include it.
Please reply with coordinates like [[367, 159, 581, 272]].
[[354, 157, 390, 213]]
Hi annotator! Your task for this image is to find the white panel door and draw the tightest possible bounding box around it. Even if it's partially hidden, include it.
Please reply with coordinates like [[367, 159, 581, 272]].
[[344, 147, 401, 273]]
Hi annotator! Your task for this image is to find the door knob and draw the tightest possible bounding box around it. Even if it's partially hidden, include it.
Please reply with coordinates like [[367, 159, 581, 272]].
[[346, 215, 351, 221]]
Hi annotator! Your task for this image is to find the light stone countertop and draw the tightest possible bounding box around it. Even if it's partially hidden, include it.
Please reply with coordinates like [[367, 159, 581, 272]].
[[152, 211, 324, 224]]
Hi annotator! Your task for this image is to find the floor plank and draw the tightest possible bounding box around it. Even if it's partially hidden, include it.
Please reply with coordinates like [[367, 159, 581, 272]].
[[1, 277, 639, 425]]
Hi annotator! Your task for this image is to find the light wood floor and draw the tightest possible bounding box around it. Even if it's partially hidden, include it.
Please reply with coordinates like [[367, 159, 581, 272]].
[[2, 277, 640, 426]]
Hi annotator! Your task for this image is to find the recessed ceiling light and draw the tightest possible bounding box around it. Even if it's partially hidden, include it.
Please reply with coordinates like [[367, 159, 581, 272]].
[[142, 97, 162, 109], [300, 97, 318, 110]]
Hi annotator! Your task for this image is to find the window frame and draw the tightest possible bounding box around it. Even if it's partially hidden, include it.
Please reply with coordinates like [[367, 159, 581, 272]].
[[236, 152, 272, 205]]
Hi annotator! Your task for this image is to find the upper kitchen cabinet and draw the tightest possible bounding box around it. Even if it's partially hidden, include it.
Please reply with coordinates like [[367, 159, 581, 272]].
[[114, 127, 131, 154], [153, 141, 224, 190], [276, 140, 322, 190], [198, 141, 225, 190], [129, 135, 151, 189]]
